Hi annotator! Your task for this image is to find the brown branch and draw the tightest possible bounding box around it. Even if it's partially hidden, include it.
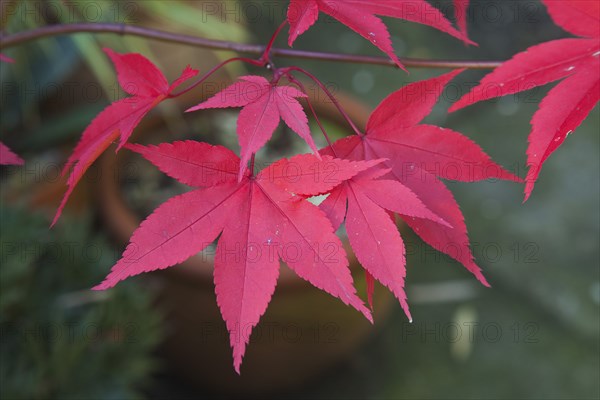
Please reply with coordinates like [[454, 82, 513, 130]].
[[0, 23, 503, 70]]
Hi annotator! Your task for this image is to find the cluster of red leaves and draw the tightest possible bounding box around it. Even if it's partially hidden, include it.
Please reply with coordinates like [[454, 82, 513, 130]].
[[319, 69, 521, 307], [94, 145, 381, 372], [11, 0, 593, 373], [81, 50, 518, 371], [451, 0, 600, 200]]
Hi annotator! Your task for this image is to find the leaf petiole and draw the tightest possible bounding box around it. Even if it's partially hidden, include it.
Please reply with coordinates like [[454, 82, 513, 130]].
[[169, 56, 265, 98], [260, 21, 288, 66], [280, 66, 364, 137], [285, 74, 337, 157]]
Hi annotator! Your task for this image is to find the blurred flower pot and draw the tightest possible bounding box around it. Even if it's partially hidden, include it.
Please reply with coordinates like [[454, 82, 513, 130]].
[[97, 84, 395, 395]]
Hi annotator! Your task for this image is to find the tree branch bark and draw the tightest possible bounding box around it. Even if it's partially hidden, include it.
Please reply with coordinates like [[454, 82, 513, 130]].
[[0, 23, 502, 70]]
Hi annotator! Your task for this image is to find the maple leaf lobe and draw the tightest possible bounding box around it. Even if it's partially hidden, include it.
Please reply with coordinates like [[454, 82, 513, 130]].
[[53, 49, 198, 226]]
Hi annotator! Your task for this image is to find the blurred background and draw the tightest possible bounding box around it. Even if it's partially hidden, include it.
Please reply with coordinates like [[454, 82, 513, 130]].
[[1, 1, 598, 399]]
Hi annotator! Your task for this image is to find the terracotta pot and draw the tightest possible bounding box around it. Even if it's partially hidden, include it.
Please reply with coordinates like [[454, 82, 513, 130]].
[[97, 84, 395, 395]]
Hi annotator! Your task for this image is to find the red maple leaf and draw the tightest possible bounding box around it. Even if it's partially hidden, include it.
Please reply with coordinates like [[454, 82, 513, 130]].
[[286, 0, 474, 70], [186, 75, 318, 179], [449, 1, 600, 200], [322, 70, 522, 287], [0, 142, 23, 165], [93, 140, 382, 373], [53, 49, 198, 225], [319, 166, 450, 320]]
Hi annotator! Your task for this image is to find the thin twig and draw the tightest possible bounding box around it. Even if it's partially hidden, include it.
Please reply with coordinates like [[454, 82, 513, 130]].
[[0, 23, 503, 70]]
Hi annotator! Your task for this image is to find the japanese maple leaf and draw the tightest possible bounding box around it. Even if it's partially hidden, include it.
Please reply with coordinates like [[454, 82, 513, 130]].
[[319, 166, 450, 320], [186, 75, 317, 179], [449, 1, 600, 200], [322, 70, 522, 287], [53, 49, 198, 225], [0, 142, 23, 165], [286, 0, 475, 70], [93, 140, 381, 373]]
